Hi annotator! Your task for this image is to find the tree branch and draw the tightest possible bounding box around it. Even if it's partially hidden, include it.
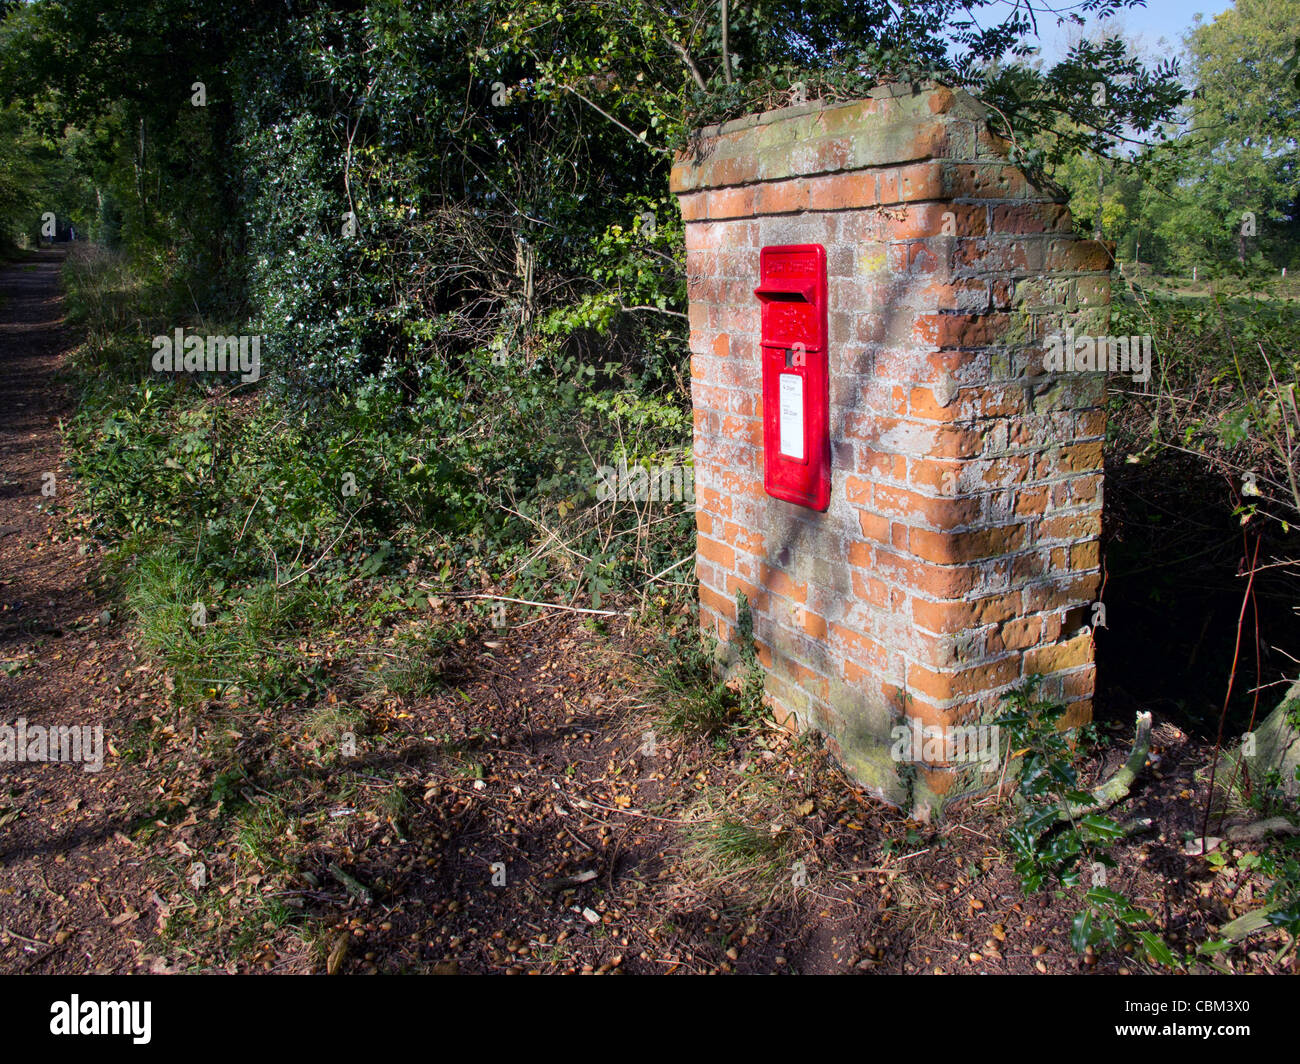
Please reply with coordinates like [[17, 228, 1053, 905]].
[[719, 0, 733, 86], [666, 37, 709, 93], [1056, 711, 1153, 821], [558, 84, 670, 155]]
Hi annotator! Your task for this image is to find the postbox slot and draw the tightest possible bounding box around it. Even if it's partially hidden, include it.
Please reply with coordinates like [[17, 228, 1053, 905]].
[[753, 283, 817, 303]]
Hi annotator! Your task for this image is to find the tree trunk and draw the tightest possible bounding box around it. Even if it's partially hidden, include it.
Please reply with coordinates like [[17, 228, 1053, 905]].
[[1205, 683, 1299, 944], [1094, 162, 1103, 241], [1222, 678, 1300, 801]]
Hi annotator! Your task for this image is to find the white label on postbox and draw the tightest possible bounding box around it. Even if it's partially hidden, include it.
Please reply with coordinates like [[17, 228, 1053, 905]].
[[779, 373, 804, 460]]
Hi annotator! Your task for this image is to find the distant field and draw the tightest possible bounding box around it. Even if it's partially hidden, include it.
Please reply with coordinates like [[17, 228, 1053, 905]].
[[1113, 269, 1300, 304]]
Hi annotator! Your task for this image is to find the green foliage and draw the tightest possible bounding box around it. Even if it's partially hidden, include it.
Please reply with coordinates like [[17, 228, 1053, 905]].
[[62, 246, 696, 693], [651, 633, 760, 739], [3, 0, 1191, 400], [1110, 283, 1300, 530], [1213, 696, 1300, 941], [1207, 839, 1300, 937], [0, 101, 90, 252], [998, 686, 1102, 892], [363, 624, 466, 700], [1257, 841, 1300, 935], [693, 815, 785, 865], [996, 679, 1170, 962], [119, 543, 331, 708], [1073, 888, 1166, 958], [651, 595, 766, 740], [1047, 0, 1300, 276]]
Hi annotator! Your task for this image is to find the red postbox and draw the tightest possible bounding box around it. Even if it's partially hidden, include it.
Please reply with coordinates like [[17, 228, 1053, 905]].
[[753, 243, 830, 511]]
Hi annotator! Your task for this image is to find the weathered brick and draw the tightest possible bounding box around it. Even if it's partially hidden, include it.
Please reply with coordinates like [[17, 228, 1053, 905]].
[[873, 484, 982, 528], [856, 447, 909, 481], [709, 187, 757, 219], [756, 179, 810, 214], [912, 591, 1021, 634], [945, 162, 1043, 199], [758, 563, 809, 604], [858, 510, 891, 542], [991, 202, 1070, 234], [990, 615, 1043, 652], [897, 161, 945, 202], [908, 656, 1020, 702], [699, 582, 736, 620], [1037, 511, 1102, 542], [830, 624, 890, 672], [1047, 238, 1113, 271], [1024, 630, 1093, 675], [725, 573, 769, 614], [907, 524, 1026, 564], [914, 312, 1012, 349], [874, 548, 981, 598]]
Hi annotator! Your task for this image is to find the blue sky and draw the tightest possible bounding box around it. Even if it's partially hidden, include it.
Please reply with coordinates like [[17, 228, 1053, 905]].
[[1033, 0, 1236, 64]]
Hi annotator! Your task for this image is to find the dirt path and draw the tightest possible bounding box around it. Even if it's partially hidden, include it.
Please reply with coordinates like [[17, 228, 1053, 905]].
[[0, 249, 154, 973]]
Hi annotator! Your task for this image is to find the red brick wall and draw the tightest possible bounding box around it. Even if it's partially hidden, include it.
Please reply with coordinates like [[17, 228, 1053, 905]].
[[670, 84, 1109, 813]]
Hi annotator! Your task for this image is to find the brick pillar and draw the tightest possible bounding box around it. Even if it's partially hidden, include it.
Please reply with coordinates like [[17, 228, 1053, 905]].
[[670, 83, 1109, 814]]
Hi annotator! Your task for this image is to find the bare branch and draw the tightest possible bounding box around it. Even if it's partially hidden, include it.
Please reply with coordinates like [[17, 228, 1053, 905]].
[[558, 84, 670, 155], [719, 0, 733, 86]]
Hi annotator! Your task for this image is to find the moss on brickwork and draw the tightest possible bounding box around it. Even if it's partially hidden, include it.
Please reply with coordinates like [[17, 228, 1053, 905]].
[[763, 670, 813, 723], [680, 87, 993, 194], [910, 761, 1000, 818], [828, 676, 894, 738], [839, 736, 909, 806]]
